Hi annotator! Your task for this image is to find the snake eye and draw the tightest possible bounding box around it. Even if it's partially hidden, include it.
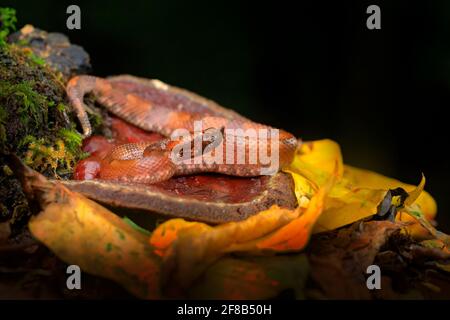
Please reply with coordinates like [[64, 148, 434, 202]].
[[204, 127, 224, 142], [201, 127, 224, 154], [143, 142, 166, 157], [203, 127, 216, 142]]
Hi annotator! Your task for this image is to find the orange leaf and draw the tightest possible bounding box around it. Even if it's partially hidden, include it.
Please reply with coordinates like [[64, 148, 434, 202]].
[[28, 182, 163, 299]]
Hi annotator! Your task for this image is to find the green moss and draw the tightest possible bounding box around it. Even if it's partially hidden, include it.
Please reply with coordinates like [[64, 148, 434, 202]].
[[30, 53, 46, 66], [0, 80, 51, 128], [0, 46, 86, 176], [56, 103, 66, 112], [25, 50, 46, 67], [0, 8, 94, 230], [17, 134, 37, 149], [89, 111, 103, 129], [15, 38, 28, 46], [0, 7, 17, 47], [58, 127, 82, 153], [17, 127, 88, 176], [22, 136, 78, 176]]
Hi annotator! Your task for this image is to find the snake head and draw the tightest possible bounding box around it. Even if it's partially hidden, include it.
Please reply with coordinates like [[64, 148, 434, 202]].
[[143, 140, 173, 157], [202, 126, 224, 150], [168, 127, 225, 161]]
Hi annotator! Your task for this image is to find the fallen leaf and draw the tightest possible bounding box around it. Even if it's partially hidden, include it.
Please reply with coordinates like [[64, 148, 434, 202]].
[[150, 161, 332, 288], [283, 169, 314, 208], [227, 176, 329, 253], [344, 166, 436, 222], [28, 183, 163, 299], [152, 205, 300, 289], [188, 254, 309, 299], [288, 139, 343, 187], [287, 140, 436, 234], [7, 133, 443, 299], [8, 155, 163, 299], [313, 186, 388, 233]]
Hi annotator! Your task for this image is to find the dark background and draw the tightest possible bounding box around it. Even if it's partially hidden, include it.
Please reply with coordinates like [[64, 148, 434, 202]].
[[4, 0, 450, 231]]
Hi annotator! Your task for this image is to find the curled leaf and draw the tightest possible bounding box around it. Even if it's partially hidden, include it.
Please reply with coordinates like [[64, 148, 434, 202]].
[[28, 183, 163, 299], [150, 158, 335, 288], [151, 205, 300, 289], [228, 174, 330, 252], [288, 139, 344, 187], [283, 169, 314, 208], [404, 174, 426, 206], [8, 155, 163, 298], [344, 165, 436, 221], [313, 187, 388, 233]]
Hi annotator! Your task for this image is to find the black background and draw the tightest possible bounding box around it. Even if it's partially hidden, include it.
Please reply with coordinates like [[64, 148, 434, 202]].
[[4, 0, 450, 231]]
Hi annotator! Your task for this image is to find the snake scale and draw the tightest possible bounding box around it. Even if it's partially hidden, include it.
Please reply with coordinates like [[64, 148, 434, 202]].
[[66, 75, 298, 184]]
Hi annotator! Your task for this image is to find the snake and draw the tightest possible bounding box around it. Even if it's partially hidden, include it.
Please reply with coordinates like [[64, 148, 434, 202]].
[[66, 75, 298, 184]]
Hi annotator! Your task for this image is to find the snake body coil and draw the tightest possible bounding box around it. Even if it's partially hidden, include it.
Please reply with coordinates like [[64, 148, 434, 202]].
[[66, 75, 298, 184]]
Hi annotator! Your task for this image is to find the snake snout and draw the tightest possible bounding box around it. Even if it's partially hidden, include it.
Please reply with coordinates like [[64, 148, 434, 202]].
[[282, 136, 298, 149]]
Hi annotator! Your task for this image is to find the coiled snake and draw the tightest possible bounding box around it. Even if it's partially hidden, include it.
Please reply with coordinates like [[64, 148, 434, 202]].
[[66, 75, 298, 184]]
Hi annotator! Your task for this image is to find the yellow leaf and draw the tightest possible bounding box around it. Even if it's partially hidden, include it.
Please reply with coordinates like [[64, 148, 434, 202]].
[[288, 139, 344, 187], [228, 176, 329, 253], [315, 165, 436, 235], [150, 219, 205, 257], [283, 169, 315, 208], [396, 175, 437, 237], [286, 140, 389, 233], [286, 141, 437, 235], [313, 187, 388, 233], [405, 174, 426, 206], [28, 182, 163, 299], [151, 205, 300, 288], [343, 165, 436, 221], [15, 136, 443, 298]]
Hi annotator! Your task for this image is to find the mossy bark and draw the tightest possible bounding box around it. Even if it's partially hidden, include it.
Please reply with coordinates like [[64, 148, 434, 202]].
[[0, 44, 81, 229]]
